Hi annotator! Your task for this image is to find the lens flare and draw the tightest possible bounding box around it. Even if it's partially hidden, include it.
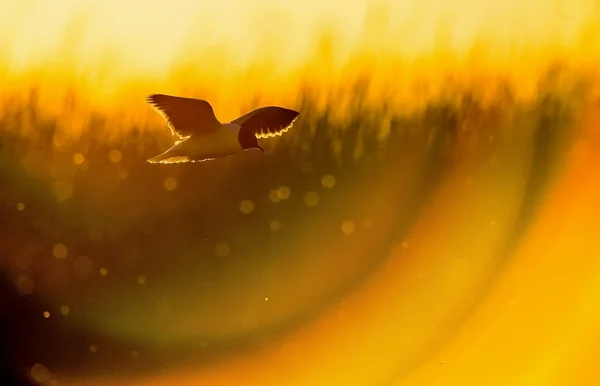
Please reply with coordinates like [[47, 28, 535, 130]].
[[1, 1, 600, 386]]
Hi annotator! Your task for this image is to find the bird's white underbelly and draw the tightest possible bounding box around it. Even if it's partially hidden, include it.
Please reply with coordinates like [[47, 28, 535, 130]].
[[177, 124, 242, 159]]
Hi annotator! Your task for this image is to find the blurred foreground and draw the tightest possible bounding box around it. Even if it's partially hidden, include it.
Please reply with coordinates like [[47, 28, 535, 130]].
[[2, 69, 600, 385]]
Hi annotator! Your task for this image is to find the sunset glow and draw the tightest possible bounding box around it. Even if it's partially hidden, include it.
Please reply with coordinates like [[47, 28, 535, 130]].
[[2, 1, 600, 386], [2, 0, 599, 115]]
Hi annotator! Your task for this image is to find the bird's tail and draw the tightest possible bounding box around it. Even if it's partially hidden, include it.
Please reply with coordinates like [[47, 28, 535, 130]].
[[147, 141, 191, 164], [147, 151, 192, 164], [146, 151, 171, 163]]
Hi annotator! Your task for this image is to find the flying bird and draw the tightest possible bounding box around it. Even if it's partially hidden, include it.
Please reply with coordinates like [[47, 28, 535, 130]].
[[145, 94, 299, 164]]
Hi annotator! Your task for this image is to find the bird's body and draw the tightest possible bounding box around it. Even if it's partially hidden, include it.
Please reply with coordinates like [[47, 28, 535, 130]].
[[145, 94, 299, 164], [147, 123, 244, 163]]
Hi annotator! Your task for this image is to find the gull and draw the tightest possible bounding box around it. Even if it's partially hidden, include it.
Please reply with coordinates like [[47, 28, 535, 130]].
[[145, 94, 300, 164]]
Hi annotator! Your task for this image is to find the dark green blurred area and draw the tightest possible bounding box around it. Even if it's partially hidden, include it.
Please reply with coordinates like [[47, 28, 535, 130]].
[[0, 71, 583, 381]]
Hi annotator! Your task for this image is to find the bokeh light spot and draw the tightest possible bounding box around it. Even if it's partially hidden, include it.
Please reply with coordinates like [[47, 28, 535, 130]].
[[30, 363, 51, 383], [164, 177, 178, 191], [52, 243, 68, 259], [268, 189, 281, 203], [304, 191, 320, 207], [239, 199, 255, 214], [89, 345, 98, 354], [73, 153, 85, 165], [108, 149, 122, 163], [276, 186, 291, 200], [15, 274, 35, 296], [215, 243, 231, 257], [99, 267, 108, 276], [137, 275, 146, 284], [43, 311, 50, 319], [341, 220, 356, 235], [321, 174, 336, 188], [16, 202, 25, 211], [60, 305, 70, 315], [277, 186, 292, 200], [269, 220, 282, 231]]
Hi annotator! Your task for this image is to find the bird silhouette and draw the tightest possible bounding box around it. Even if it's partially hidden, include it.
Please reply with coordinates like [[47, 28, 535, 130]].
[[145, 94, 299, 164]]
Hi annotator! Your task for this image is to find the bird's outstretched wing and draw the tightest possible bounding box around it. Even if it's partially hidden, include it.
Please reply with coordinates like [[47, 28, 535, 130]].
[[231, 106, 299, 139], [146, 94, 222, 139]]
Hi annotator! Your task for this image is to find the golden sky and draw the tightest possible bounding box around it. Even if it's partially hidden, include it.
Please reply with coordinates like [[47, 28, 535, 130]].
[[1, 0, 599, 125], [2, 0, 599, 82]]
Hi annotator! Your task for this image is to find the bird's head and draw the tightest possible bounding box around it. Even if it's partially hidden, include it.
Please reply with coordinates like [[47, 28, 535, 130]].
[[239, 128, 264, 152]]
